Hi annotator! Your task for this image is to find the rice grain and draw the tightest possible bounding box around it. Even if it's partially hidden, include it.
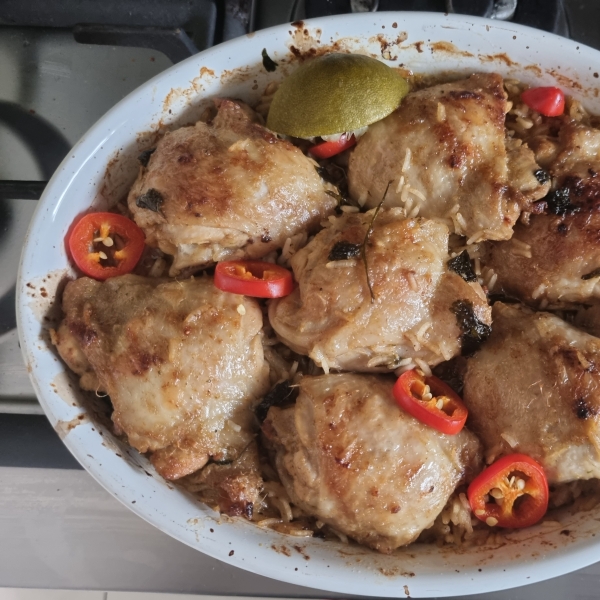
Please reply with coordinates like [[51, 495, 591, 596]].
[[414, 358, 432, 376], [402, 147, 412, 173]]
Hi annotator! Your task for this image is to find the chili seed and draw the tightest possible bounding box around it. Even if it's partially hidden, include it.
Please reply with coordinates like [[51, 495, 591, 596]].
[[485, 517, 499, 527], [98, 251, 108, 260], [93, 237, 104, 243], [474, 509, 486, 516], [436, 399, 444, 410], [489, 488, 504, 499], [516, 478, 526, 491], [102, 237, 114, 247], [237, 304, 246, 315]]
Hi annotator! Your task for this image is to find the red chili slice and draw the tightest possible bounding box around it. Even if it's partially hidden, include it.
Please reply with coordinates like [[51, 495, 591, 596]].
[[521, 86, 565, 117], [214, 260, 294, 298], [393, 369, 468, 435], [310, 134, 356, 159], [468, 454, 549, 529], [68, 212, 146, 280]]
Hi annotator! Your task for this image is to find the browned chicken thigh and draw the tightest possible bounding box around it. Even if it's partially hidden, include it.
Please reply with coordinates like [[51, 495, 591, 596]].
[[263, 373, 482, 553], [348, 74, 548, 242], [52, 275, 270, 491], [463, 302, 600, 484], [485, 122, 600, 306], [269, 209, 491, 372], [128, 99, 336, 275]]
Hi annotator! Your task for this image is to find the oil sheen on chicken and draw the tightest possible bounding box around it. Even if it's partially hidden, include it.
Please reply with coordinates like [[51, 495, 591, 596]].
[[268, 209, 491, 372], [263, 373, 482, 553], [485, 122, 600, 305], [463, 302, 600, 484], [52, 274, 270, 484], [128, 99, 337, 276], [348, 73, 549, 242]]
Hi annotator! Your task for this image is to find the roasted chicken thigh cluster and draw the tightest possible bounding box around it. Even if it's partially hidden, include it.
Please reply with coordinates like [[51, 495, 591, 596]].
[[348, 73, 549, 242], [485, 122, 600, 306], [463, 303, 600, 484], [53, 66, 600, 553], [53, 275, 270, 482], [128, 99, 337, 276], [269, 210, 491, 372], [264, 373, 482, 553]]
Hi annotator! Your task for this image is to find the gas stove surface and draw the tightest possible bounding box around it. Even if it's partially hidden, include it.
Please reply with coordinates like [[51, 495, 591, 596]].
[[2, 0, 600, 414]]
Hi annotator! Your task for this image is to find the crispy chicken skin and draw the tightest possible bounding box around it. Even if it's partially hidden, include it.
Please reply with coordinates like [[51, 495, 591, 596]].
[[526, 120, 600, 177], [269, 210, 491, 372], [263, 373, 482, 553], [485, 122, 600, 305], [128, 99, 336, 276], [463, 302, 600, 484], [52, 274, 270, 481], [348, 74, 549, 241], [182, 441, 263, 519]]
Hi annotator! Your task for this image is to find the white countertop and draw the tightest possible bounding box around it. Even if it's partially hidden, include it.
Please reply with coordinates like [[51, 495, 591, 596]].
[[1, 465, 599, 599]]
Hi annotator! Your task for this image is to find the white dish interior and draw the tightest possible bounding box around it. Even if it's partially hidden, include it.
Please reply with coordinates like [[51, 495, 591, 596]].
[[17, 12, 600, 597]]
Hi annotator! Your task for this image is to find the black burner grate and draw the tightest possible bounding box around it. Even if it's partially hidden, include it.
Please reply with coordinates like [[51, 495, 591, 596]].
[[304, 0, 568, 36]]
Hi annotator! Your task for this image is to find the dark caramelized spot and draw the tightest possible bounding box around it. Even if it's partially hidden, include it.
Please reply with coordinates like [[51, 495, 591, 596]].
[[224, 500, 253, 519], [447, 251, 477, 283], [136, 188, 164, 213], [447, 90, 484, 101], [130, 351, 163, 376], [328, 240, 361, 261], [255, 380, 299, 422], [451, 299, 491, 355], [574, 397, 597, 420], [177, 153, 194, 164], [69, 321, 97, 347]]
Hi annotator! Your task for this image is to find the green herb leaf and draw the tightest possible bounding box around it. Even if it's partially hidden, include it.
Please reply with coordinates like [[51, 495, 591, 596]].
[[329, 240, 361, 261], [325, 189, 344, 204], [534, 169, 550, 185], [451, 299, 491, 355], [582, 267, 600, 281], [362, 181, 392, 303], [261, 48, 278, 72], [546, 187, 579, 216], [447, 250, 477, 283], [136, 188, 164, 213], [137, 148, 156, 167], [255, 380, 298, 423]]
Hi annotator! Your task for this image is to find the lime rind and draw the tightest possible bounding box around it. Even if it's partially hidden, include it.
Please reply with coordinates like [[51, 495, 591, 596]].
[[266, 53, 409, 138]]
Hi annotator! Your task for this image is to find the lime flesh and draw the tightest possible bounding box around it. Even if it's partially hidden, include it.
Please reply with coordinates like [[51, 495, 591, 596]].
[[266, 53, 409, 138]]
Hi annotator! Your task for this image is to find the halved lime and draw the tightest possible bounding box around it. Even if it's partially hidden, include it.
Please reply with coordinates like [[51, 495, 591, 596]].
[[266, 53, 409, 138]]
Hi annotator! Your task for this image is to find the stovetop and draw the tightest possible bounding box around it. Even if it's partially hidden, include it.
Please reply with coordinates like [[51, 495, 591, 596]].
[[2, 0, 600, 415]]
